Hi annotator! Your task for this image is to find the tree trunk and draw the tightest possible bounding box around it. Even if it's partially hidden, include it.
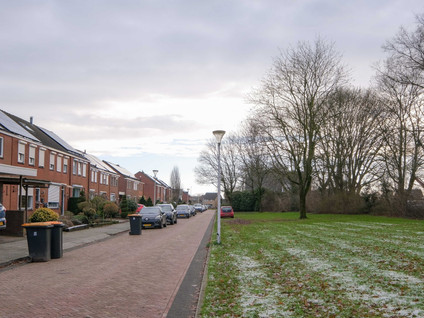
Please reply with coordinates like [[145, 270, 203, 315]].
[[299, 189, 307, 219]]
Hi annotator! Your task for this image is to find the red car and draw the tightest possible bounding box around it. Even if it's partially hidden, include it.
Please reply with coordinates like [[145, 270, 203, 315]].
[[136, 204, 145, 213], [220, 206, 234, 218]]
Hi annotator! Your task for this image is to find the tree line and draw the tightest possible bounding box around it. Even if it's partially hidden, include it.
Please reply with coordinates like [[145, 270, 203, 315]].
[[195, 14, 424, 219]]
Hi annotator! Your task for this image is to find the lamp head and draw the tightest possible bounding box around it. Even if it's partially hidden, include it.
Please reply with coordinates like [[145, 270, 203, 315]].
[[213, 130, 226, 143]]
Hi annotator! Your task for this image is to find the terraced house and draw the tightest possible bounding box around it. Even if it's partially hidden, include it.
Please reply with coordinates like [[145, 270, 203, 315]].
[[0, 109, 143, 236]]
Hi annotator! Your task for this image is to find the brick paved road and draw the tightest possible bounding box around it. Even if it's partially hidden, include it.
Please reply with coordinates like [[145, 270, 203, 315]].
[[0, 210, 214, 318]]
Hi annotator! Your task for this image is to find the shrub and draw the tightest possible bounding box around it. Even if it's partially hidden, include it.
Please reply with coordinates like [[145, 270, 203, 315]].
[[78, 201, 92, 212], [127, 199, 138, 212], [121, 211, 129, 219], [139, 196, 147, 205], [103, 202, 119, 218], [73, 213, 89, 224], [29, 208, 59, 222]]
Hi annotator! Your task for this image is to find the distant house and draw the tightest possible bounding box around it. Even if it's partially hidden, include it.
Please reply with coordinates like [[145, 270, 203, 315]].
[[82, 152, 120, 202], [135, 171, 172, 204], [203, 192, 220, 208], [104, 161, 143, 203]]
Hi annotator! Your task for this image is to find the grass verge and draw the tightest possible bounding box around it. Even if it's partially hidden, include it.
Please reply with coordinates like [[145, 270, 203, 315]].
[[200, 212, 424, 317]]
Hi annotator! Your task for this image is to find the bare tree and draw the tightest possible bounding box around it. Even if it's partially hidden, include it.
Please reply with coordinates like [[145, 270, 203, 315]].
[[316, 87, 384, 195], [235, 119, 272, 211], [383, 14, 424, 89], [170, 166, 181, 203], [195, 135, 240, 203], [249, 38, 348, 218], [375, 55, 424, 215]]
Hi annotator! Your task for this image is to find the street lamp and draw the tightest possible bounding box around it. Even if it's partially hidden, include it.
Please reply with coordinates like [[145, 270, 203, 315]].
[[213, 130, 225, 244], [153, 169, 158, 205]]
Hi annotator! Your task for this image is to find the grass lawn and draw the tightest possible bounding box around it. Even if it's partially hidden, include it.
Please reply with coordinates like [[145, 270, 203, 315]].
[[200, 212, 424, 317]]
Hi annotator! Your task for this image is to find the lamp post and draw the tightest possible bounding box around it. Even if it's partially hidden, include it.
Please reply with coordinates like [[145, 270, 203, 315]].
[[213, 130, 225, 244], [153, 169, 158, 205]]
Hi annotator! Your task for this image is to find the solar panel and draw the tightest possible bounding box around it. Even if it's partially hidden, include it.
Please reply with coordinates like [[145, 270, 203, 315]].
[[38, 126, 76, 152], [0, 110, 40, 141]]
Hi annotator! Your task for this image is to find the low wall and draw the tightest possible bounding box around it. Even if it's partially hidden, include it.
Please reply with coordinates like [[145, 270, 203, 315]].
[[0, 210, 24, 237]]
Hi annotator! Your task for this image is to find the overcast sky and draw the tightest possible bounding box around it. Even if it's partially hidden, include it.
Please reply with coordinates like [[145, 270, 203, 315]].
[[1, 1, 423, 195]]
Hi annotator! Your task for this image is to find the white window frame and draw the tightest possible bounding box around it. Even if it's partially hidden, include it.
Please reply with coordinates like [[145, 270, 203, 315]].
[[82, 163, 87, 177], [29, 145, 36, 166], [0, 137, 4, 158], [57, 155, 62, 172], [39, 148, 45, 167], [73, 160, 77, 175], [63, 157, 68, 173], [49, 152, 56, 170], [18, 141, 26, 163]]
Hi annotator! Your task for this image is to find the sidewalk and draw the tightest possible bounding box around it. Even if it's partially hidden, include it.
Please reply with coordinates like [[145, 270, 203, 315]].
[[0, 220, 130, 267]]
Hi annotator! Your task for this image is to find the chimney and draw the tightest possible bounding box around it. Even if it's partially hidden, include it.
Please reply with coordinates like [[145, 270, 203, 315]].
[[30, 116, 33, 124]]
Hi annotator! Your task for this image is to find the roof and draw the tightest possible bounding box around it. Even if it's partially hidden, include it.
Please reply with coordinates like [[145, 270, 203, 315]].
[[81, 152, 118, 175], [0, 110, 85, 159], [137, 171, 170, 188], [203, 192, 218, 200], [104, 161, 136, 179]]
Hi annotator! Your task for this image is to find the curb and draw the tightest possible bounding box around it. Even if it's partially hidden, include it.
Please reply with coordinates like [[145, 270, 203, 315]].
[[195, 215, 215, 318], [166, 213, 215, 318]]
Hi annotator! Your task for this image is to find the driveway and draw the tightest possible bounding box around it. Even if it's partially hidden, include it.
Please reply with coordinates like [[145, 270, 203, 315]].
[[0, 210, 215, 318]]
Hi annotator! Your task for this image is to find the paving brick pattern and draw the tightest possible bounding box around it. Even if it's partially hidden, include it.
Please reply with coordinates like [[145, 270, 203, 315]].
[[0, 211, 214, 318]]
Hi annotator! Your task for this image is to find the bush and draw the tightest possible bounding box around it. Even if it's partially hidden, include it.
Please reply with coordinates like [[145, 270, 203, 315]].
[[29, 208, 59, 222], [73, 213, 89, 224], [127, 199, 138, 212], [121, 211, 129, 219], [103, 202, 119, 218]]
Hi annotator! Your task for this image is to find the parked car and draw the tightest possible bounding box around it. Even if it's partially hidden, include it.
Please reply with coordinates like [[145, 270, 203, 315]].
[[176, 205, 191, 218], [138, 206, 167, 229], [189, 205, 196, 216], [156, 203, 177, 225], [136, 204, 145, 213], [221, 206, 234, 218], [0, 203, 6, 230], [194, 204, 204, 213]]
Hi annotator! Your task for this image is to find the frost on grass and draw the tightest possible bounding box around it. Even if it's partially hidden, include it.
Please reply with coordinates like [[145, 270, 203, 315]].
[[286, 248, 424, 317], [231, 254, 292, 318]]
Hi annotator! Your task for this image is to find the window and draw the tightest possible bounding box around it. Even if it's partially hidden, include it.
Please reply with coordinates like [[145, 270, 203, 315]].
[[133, 182, 137, 191], [57, 156, 62, 172], [29, 145, 36, 166], [48, 185, 60, 209], [63, 157, 68, 173], [73, 160, 77, 175], [111, 176, 118, 187], [82, 163, 87, 177], [49, 153, 55, 170], [110, 193, 116, 202], [0, 137, 4, 158], [72, 187, 81, 198], [18, 142, 26, 163], [105, 175, 109, 185], [35, 188, 41, 204], [78, 162, 82, 175], [20, 187, 33, 210], [39, 148, 45, 167]]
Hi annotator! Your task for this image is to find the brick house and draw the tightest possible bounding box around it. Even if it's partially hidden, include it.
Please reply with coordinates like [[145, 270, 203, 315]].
[[0, 110, 90, 235], [135, 171, 172, 204], [83, 152, 120, 202], [104, 161, 143, 203]]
